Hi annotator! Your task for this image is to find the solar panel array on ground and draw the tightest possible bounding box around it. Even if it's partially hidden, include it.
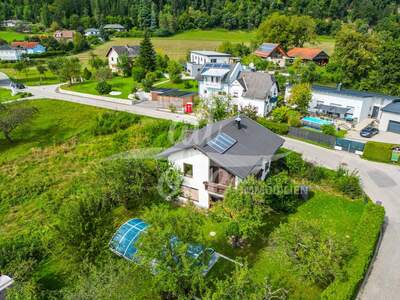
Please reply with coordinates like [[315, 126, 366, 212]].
[[109, 218, 149, 261]]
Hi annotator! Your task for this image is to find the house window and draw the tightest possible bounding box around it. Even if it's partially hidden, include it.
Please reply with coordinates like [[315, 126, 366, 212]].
[[233, 91, 239, 97], [183, 163, 193, 177], [211, 58, 216, 63]]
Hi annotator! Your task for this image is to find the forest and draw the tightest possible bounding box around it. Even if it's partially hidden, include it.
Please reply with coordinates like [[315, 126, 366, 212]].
[[0, 0, 398, 34]]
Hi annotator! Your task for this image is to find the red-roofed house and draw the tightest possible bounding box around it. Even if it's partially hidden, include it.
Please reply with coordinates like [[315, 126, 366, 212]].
[[287, 48, 329, 65], [254, 43, 288, 67], [11, 41, 46, 54]]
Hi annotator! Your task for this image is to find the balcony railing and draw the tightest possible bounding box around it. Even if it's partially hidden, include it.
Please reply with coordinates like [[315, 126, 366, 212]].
[[203, 181, 229, 195]]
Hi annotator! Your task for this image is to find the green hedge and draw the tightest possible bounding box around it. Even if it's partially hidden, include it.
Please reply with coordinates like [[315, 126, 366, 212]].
[[363, 141, 398, 163], [257, 118, 289, 135], [321, 202, 385, 299]]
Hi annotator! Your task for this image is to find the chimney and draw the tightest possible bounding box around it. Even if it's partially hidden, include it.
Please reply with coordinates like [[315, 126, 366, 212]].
[[235, 116, 242, 129]]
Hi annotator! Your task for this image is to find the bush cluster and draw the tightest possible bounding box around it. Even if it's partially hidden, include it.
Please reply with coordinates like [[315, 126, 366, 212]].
[[92, 111, 141, 135], [257, 118, 289, 135], [95, 81, 112, 95]]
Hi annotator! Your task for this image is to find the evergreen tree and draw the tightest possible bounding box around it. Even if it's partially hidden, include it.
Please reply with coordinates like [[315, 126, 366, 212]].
[[136, 32, 157, 73]]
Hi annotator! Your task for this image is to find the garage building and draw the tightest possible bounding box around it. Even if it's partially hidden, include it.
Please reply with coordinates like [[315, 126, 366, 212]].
[[379, 100, 400, 134]]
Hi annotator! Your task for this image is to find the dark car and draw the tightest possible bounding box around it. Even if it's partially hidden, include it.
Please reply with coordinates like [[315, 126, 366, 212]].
[[360, 126, 379, 138], [10, 82, 25, 89]]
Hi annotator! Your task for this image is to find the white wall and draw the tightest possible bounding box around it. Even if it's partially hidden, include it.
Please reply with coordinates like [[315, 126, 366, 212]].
[[0, 49, 25, 61], [190, 52, 230, 64], [379, 111, 400, 132], [108, 49, 119, 72], [168, 148, 210, 209]]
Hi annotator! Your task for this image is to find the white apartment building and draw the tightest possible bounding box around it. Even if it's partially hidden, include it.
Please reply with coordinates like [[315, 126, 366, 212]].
[[186, 51, 231, 77]]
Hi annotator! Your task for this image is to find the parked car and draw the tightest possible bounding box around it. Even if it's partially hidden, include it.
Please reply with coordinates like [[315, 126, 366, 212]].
[[10, 82, 25, 89], [360, 126, 379, 138]]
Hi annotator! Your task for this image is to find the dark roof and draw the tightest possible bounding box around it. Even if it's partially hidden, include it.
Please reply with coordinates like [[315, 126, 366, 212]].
[[196, 63, 236, 82], [151, 88, 195, 97], [315, 104, 350, 114], [106, 45, 140, 58], [312, 85, 399, 101], [382, 100, 400, 115], [159, 116, 284, 178], [239, 71, 276, 100]]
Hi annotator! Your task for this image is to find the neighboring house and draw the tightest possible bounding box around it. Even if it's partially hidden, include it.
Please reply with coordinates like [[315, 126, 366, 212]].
[[287, 47, 329, 65], [1, 19, 22, 28], [54, 30, 75, 42], [0, 45, 26, 61], [198, 62, 279, 116], [106, 45, 140, 72], [379, 100, 400, 134], [103, 24, 125, 32], [285, 84, 399, 125], [186, 50, 231, 77], [159, 115, 284, 208], [84, 28, 100, 37], [254, 43, 288, 67], [11, 41, 46, 54], [150, 88, 196, 112]]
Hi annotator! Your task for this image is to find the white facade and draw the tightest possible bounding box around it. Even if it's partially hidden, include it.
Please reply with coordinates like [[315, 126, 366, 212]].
[[85, 29, 100, 37], [107, 48, 120, 72], [186, 51, 231, 77], [285, 86, 394, 123], [198, 63, 278, 116], [168, 148, 211, 208], [379, 111, 400, 132], [0, 48, 25, 61]]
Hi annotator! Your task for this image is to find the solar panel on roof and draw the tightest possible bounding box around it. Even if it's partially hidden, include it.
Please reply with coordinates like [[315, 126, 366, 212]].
[[207, 132, 237, 154]]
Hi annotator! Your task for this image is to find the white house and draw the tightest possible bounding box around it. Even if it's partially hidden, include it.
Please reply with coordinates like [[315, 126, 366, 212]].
[[159, 116, 284, 209], [285, 85, 398, 124], [0, 45, 26, 61], [379, 100, 400, 134], [106, 45, 140, 72], [198, 62, 279, 116], [186, 50, 231, 77], [85, 28, 100, 37]]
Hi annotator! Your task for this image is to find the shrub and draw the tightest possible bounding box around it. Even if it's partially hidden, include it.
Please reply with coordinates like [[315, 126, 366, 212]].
[[271, 106, 291, 123], [321, 124, 336, 136], [82, 67, 92, 80], [92, 111, 140, 135], [287, 110, 301, 127], [183, 80, 192, 89], [132, 66, 146, 82], [284, 152, 307, 176], [266, 172, 299, 212], [257, 118, 289, 135], [96, 81, 112, 95], [334, 166, 363, 199], [305, 164, 327, 183], [239, 104, 259, 120]]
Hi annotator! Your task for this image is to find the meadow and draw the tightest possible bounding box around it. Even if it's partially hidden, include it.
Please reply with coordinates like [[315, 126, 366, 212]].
[[0, 67, 60, 86], [75, 30, 335, 64], [0, 87, 26, 103], [0, 30, 27, 42]]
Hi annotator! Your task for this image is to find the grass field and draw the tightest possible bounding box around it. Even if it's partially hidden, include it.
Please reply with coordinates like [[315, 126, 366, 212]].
[[75, 29, 256, 64], [0, 87, 25, 103], [62, 76, 137, 99], [305, 35, 336, 55], [1, 67, 60, 86], [0, 30, 27, 42], [76, 30, 335, 65]]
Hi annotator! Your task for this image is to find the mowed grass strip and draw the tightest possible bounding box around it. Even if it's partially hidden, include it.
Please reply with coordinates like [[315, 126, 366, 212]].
[[0, 87, 24, 103], [0, 30, 27, 42]]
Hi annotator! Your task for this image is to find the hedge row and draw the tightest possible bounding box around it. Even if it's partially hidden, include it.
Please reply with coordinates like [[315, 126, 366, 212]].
[[363, 141, 399, 164], [257, 118, 289, 135], [321, 202, 385, 299]]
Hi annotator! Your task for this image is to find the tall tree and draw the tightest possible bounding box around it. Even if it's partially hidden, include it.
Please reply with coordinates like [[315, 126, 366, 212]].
[[136, 32, 157, 73], [288, 83, 312, 114]]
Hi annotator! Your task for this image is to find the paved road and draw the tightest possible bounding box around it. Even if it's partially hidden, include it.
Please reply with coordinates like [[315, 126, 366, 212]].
[[283, 137, 400, 300]]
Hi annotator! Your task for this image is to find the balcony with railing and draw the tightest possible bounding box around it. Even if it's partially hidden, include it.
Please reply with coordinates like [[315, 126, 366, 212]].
[[203, 181, 229, 195], [203, 166, 235, 196]]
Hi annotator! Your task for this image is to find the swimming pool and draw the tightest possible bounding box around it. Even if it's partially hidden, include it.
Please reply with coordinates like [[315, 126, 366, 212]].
[[301, 117, 333, 128]]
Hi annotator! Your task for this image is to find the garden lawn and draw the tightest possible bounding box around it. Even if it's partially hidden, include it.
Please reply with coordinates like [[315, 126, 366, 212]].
[[251, 191, 384, 299], [305, 35, 336, 55], [0, 87, 24, 103], [0, 30, 27, 42], [155, 79, 198, 92], [62, 76, 136, 99], [0, 67, 60, 86], [363, 141, 400, 164]]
